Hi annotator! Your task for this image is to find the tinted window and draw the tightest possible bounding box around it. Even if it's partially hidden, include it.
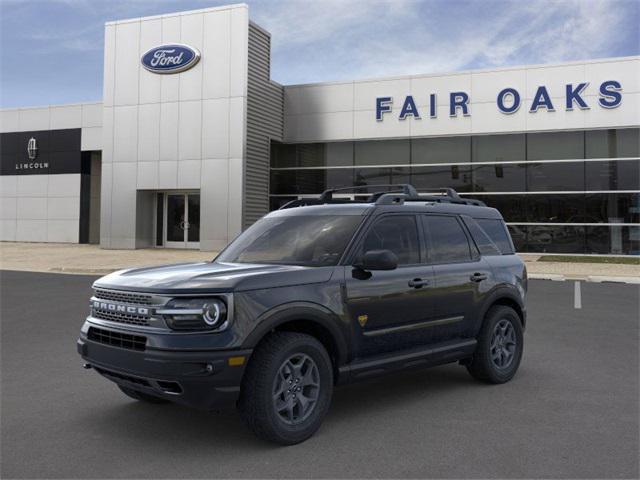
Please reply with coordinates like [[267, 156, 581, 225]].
[[527, 131, 584, 160], [354, 139, 409, 166], [217, 215, 362, 266], [412, 137, 471, 164], [585, 160, 640, 190], [472, 134, 525, 162], [361, 215, 420, 265], [476, 218, 515, 254], [472, 163, 526, 192], [423, 215, 472, 263], [585, 128, 640, 158], [411, 165, 473, 192], [526, 161, 585, 191], [463, 217, 501, 255]]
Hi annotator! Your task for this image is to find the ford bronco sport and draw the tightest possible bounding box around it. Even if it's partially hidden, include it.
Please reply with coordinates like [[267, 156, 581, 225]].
[[77, 185, 527, 445]]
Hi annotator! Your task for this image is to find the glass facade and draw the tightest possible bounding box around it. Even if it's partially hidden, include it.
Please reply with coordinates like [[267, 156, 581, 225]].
[[270, 128, 640, 255]]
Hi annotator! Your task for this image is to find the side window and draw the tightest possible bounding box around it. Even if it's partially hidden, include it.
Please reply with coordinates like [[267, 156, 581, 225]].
[[476, 218, 515, 254], [462, 217, 501, 256], [360, 215, 420, 265], [423, 215, 472, 263]]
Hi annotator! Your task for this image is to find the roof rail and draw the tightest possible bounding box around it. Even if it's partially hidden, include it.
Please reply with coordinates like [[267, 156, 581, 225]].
[[318, 184, 419, 202], [278, 184, 486, 209]]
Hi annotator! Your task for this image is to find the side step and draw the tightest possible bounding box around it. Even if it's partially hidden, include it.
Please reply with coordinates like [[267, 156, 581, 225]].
[[337, 338, 477, 383]]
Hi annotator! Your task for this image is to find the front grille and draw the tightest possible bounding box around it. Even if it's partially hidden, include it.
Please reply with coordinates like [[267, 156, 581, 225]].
[[94, 289, 153, 305], [92, 309, 150, 326], [88, 327, 146, 351]]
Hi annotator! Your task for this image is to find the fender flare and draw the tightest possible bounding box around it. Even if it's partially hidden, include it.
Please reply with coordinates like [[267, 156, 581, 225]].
[[241, 302, 350, 366], [475, 286, 526, 333]]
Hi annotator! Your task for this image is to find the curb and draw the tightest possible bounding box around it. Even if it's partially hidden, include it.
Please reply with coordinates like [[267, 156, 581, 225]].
[[529, 273, 640, 284]]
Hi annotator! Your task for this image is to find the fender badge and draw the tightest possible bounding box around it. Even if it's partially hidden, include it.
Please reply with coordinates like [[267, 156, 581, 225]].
[[357, 314, 368, 327]]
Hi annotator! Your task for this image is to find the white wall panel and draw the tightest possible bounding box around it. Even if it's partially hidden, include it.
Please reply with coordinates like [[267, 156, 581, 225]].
[[136, 161, 159, 190], [137, 103, 161, 161], [411, 74, 472, 108], [178, 101, 202, 160], [0, 196, 17, 219], [47, 197, 80, 220], [472, 69, 526, 104], [159, 102, 179, 161], [81, 103, 103, 127], [229, 7, 248, 98], [177, 159, 201, 188], [17, 175, 47, 197], [525, 64, 585, 100], [0, 109, 19, 132], [0, 220, 17, 241], [113, 106, 138, 162], [81, 126, 102, 151], [354, 78, 411, 111], [18, 108, 49, 131], [50, 105, 82, 129], [228, 96, 245, 158], [158, 161, 178, 189], [200, 158, 228, 250], [179, 14, 204, 102], [160, 16, 181, 103], [48, 174, 80, 197], [103, 25, 116, 107], [138, 19, 162, 105], [114, 21, 141, 106], [202, 9, 231, 99], [0, 176, 17, 197], [16, 220, 47, 242], [17, 197, 47, 219], [586, 59, 640, 94], [202, 98, 230, 158], [285, 83, 353, 115], [47, 220, 79, 243]]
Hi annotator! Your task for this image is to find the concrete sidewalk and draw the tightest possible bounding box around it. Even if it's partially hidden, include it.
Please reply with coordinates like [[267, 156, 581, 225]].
[[1, 242, 639, 283]]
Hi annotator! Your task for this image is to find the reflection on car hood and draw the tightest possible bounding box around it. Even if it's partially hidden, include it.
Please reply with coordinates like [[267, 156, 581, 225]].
[[93, 261, 335, 294]]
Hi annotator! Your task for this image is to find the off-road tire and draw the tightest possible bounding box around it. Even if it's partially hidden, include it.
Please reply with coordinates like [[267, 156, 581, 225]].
[[118, 385, 169, 404], [239, 332, 333, 445], [466, 305, 523, 384]]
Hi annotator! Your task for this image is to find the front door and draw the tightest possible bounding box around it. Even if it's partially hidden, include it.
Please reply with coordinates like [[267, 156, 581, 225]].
[[344, 214, 436, 357], [164, 193, 200, 249]]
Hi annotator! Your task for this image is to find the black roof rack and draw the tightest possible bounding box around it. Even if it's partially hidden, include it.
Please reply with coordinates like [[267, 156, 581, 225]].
[[278, 184, 486, 209]]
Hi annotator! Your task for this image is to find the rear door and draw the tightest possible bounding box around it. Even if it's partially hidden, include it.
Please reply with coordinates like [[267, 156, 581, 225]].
[[344, 214, 436, 357], [421, 214, 493, 340]]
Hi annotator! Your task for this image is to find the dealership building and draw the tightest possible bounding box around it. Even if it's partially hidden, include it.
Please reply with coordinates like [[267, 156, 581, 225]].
[[1, 3, 638, 254]]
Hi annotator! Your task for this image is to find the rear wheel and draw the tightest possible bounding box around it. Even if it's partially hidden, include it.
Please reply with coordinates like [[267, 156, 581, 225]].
[[466, 306, 523, 384], [118, 385, 169, 404], [239, 332, 333, 445]]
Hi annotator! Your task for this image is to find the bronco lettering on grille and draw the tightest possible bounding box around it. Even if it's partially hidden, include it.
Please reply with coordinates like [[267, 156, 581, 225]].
[[92, 300, 149, 316]]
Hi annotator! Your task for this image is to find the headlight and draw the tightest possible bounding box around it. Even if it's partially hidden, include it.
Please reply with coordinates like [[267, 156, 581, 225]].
[[158, 298, 228, 331]]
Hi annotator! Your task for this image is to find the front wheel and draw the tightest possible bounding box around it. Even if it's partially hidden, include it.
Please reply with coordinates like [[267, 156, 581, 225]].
[[239, 332, 333, 445], [466, 306, 523, 384]]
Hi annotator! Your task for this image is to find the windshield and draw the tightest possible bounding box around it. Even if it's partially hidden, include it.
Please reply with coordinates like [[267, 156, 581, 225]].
[[217, 215, 363, 266]]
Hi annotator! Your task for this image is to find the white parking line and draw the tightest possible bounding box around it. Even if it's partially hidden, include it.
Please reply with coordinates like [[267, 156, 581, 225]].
[[574, 281, 582, 309]]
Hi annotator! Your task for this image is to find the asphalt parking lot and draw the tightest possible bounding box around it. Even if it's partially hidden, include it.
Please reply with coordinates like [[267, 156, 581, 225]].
[[1, 270, 638, 479]]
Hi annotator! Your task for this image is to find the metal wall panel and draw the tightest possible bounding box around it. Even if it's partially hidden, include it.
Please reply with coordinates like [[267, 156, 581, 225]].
[[244, 23, 284, 228]]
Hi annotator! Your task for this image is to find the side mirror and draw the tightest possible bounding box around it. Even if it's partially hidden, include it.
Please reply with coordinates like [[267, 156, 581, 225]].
[[355, 249, 398, 271]]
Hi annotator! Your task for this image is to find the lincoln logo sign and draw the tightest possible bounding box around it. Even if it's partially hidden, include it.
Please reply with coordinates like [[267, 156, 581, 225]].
[[141, 44, 200, 74], [376, 80, 623, 120]]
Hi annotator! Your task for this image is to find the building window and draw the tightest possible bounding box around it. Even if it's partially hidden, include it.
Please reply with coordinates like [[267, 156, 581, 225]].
[[585, 128, 640, 158], [354, 139, 409, 166], [472, 134, 525, 163], [527, 131, 584, 160], [412, 136, 471, 164]]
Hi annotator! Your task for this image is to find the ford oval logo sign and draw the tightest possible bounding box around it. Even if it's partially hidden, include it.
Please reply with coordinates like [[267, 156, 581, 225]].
[[141, 44, 201, 74]]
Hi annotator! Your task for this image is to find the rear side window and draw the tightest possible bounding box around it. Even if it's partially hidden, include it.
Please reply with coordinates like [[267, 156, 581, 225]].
[[361, 215, 420, 265], [422, 215, 472, 263], [476, 218, 515, 254], [462, 217, 501, 256]]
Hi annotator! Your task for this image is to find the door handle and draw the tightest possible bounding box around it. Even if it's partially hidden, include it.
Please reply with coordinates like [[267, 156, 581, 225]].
[[408, 278, 429, 288], [470, 272, 488, 282]]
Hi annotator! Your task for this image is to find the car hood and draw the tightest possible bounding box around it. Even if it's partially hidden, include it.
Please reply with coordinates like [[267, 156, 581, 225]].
[[93, 261, 335, 294]]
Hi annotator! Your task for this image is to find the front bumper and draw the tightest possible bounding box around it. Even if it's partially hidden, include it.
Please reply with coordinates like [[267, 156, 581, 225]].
[[77, 330, 251, 411]]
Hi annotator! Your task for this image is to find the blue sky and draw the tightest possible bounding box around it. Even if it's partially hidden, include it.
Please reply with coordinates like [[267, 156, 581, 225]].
[[1, 0, 638, 108]]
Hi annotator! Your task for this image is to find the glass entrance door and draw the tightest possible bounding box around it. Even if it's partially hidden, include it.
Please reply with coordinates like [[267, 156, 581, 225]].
[[164, 193, 200, 249]]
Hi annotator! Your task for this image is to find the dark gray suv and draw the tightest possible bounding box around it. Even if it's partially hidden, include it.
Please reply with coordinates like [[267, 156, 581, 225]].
[[77, 185, 527, 444]]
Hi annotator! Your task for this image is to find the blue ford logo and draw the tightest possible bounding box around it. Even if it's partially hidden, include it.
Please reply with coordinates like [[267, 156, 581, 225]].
[[141, 44, 201, 74]]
